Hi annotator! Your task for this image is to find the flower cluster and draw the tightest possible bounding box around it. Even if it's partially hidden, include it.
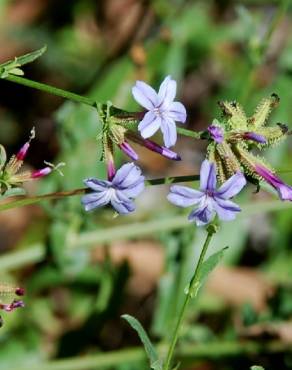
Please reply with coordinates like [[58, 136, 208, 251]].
[[0, 128, 62, 195], [82, 77, 292, 227], [83, 76, 187, 216], [204, 95, 292, 201]]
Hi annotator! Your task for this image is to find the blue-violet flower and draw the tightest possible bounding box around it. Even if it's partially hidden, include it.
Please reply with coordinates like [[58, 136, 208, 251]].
[[82, 163, 145, 214], [167, 160, 246, 226], [132, 75, 187, 148]]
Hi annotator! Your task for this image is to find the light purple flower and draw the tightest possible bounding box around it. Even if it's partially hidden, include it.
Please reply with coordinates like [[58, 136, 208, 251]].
[[208, 124, 224, 143], [132, 76, 187, 148], [167, 160, 246, 226], [82, 163, 145, 215], [255, 164, 292, 201]]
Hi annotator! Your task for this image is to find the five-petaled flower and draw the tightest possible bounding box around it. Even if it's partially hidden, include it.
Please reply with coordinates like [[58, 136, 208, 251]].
[[132, 75, 187, 148], [82, 163, 145, 215], [168, 160, 246, 226]]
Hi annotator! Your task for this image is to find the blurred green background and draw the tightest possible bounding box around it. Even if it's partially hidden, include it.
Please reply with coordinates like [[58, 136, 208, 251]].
[[1, 0, 292, 369]]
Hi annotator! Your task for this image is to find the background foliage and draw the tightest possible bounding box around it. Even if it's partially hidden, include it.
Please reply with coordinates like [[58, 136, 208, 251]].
[[0, 0, 292, 369]]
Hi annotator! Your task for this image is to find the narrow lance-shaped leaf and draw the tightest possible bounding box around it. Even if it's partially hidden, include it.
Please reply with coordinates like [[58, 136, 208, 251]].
[[122, 314, 162, 370], [187, 247, 228, 298], [0, 45, 47, 78]]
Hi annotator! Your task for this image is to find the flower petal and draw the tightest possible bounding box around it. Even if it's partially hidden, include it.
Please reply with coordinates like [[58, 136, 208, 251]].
[[113, 163, 144, 189], [207, 124, 224, 143], [255, 164, 292, 201], [83, 178, 111, 191], [167, 185, 204, 207], [138, 112, 161, 139], [188, 204, 214, 226], [158, 76, 177, 106], [277, 183, 292, 201], [132, 81, 158, 110], [199, 160, 216, 191], [161, 117, 177, 147], [81, 191, 111, 211], [168, 101, 187, 123], [216, 172, 246, 199], [119, 180, 145, 198], [111, 191, 135, 214], [212, 197, 241, 221]]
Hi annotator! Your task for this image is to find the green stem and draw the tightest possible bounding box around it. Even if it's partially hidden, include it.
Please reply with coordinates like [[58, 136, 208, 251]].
[[163, 227, 216, 370], [4, 75, 202, 139], [0, 174, 200, 212], [177, 127, 202, 139], [5, 75, 96, 107], [0, 199, 292, 272]]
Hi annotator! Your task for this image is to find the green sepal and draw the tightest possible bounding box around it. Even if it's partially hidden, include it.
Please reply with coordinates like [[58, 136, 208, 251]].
[[0, 187, 26, 200], [218, 100, 248, 130], [248, 93, 279, 128]]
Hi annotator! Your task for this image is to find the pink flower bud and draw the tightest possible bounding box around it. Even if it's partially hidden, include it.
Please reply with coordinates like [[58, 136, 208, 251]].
[[31, 167, 52, 179], [16, 142, 30, 161]]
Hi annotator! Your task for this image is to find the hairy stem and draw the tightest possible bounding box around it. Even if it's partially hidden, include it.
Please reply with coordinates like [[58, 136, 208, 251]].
[[163, 227, 216, 370], [4, 75, 202, 139], [6, 75, 96, 107]]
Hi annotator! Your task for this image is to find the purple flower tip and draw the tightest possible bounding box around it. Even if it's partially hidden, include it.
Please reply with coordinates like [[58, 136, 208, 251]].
[[132, 75, 187, 148], [119, 141, 139, 161], [142, 138, 181, 160], [243, 132, 267, 144], [31, 167, 52, 179], [82, 163, 145, 215], [168, 159, 246, 226], [207, 124, 224, 143], [255, 164, 292, 201]]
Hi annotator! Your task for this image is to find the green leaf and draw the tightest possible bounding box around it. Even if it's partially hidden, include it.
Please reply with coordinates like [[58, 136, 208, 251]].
[[188, 247, 228, 298], [199, 247, 228, 283], [16, 45, 47, 66], [121, 314, 162, 370], [0, 46, 47, 78], [251, 366, 265, 370]]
